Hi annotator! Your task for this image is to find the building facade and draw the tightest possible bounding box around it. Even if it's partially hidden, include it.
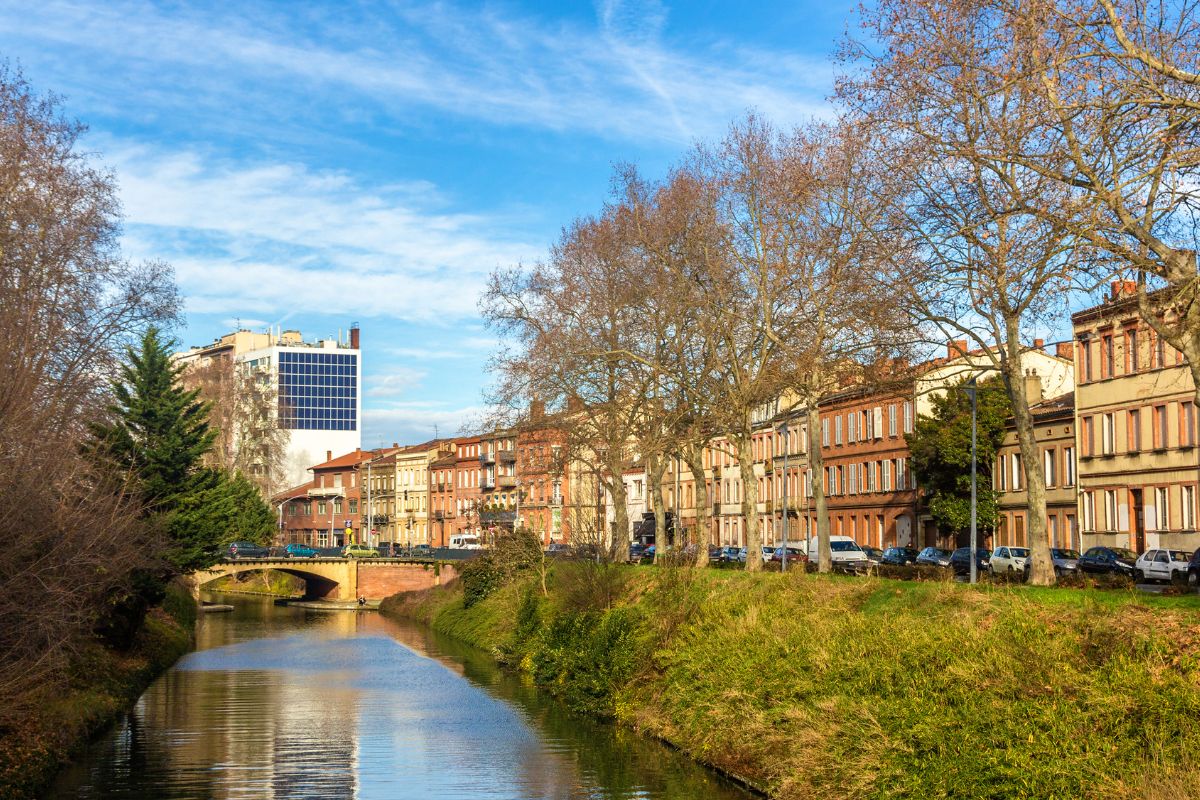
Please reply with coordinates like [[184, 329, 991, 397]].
[[1073, 284, 1200, 552]]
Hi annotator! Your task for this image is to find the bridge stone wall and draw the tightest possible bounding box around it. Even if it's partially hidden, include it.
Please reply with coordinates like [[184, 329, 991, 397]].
[[357, 562, 459, 599], [192, 558, 458, 602]]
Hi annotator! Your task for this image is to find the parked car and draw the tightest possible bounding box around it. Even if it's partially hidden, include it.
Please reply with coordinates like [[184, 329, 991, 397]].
[[626, 542, 647, 562], [881, 546, 920, 566], [915, 547, 952, 567], [736, 547, 748, 563], [860, 546, 885, 566], [714, 546, 741, 564], [409, 544, 434, 558], [1022, 548, 1083, 580], [342, 544, 380, 558], [806, 536, 869, 571], [283, 543, 320, 558], [1188, 550, 1200, 589], [227, 541, 270, 559], [769, 546, 805, 563], [1076, 546, 1138, 576], [546, 542, 572, 558], [989, 546, 1030, 576], [1134, 549, 1193, 583], [949, 547, 992, 577]]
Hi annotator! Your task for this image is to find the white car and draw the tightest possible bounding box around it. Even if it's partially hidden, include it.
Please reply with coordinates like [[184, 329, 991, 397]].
[[1134, 549, 1192, 583], [989, 546, 1030, 575], [806, 536, 869, 571]]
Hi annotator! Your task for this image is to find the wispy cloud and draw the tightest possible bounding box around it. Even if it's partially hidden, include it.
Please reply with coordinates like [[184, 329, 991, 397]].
[[2, 0, 834, 146], [362, 403, 486, 447], [108, 144, 542, 322], [366, 368, 428, 399]]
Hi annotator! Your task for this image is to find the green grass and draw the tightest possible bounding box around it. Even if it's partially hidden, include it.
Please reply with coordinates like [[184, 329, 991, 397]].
[[382, 566, 1200, 800]]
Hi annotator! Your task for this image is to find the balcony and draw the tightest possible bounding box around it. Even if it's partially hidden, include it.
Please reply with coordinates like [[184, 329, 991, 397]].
[[498, 449, 517, 464], [308, 486, 343, 498], [479, 451, 496, 466], [497, 475, 517, 488], [481, 476, 496, 490], [550, 495, 563, 507]]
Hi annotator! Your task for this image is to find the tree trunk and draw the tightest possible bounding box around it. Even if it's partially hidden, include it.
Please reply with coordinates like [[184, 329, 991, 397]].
[[1003, 321, 1054, 586], [684, 442, 710, 567], [606, 465, 630, 563], [736, 431, 763, 571], [807, 397, 831, 573], [648, 454, 668, 565]]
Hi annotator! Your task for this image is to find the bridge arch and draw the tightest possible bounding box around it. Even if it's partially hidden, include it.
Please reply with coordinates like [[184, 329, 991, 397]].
[[194, 559, 353, 600]]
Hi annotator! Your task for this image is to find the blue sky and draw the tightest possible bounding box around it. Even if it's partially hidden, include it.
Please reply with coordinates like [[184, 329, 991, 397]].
[[0, 0, 852, 446]]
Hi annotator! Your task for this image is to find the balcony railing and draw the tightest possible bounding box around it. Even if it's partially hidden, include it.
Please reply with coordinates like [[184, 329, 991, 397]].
[[308, 486, 343, 497], [481, 477, 495, 489], [479, 451, 496, 465], [550, 495, 563, 507], [498, 450, 516, 464], [497, 475, 517, 488]]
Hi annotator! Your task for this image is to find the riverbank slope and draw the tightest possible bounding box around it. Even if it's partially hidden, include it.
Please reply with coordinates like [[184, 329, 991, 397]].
[[0, 583, 196, 800], [381, 564, 1200, 799]]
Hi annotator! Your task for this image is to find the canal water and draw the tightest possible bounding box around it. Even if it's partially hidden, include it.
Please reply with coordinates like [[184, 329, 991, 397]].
[[47, 593, 753, 799]]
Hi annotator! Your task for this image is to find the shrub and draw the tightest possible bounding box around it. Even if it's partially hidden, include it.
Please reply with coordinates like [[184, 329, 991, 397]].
[[554, 559, 631, 612], [874, 564, 953, 582]]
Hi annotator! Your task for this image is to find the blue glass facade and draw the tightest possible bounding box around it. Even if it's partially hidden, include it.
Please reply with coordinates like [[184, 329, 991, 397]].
[[278, 351, 358, 431]]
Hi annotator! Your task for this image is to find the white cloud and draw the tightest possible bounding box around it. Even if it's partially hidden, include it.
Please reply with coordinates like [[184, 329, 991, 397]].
[[107, 144, 542, 322], [4, 1, 835, 145], [365, 368, 428, 399], [362, 403, 486, 448]]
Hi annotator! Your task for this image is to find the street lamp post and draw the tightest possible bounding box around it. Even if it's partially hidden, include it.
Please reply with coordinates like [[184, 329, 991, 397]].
[[779, 421, 789, 573], [967, 376, 979, 585]]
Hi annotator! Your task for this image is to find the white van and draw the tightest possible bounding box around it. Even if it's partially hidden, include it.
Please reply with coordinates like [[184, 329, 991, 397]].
[[448, 534, 483, 550], [806, 536, 869, 571]]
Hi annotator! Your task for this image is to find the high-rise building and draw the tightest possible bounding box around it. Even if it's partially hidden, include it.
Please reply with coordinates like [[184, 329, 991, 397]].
[[178, 326, 363, 488]]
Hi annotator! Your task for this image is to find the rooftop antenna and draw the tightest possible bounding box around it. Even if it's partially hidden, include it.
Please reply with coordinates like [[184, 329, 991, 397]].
[[434, 424, 439, 440]]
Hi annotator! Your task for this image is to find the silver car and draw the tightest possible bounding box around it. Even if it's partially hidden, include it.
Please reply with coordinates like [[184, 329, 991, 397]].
[[989, 546, 1030, 575]]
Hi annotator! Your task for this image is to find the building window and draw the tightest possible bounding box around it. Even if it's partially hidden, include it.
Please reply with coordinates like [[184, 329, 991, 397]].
[[1100, 413, 1115, 455], [1155, 486, 1169, 531], [888, 404, 897, 437], [1155, 335, 1166, 369], [848, 463, 858, 494], [835, 415, 843, 446], [1101, 333, 1114, 378], [349, 499, 358, 514], [1183, 486, 1197, 530], [1182, 402, 1197, 447], [1127, 409, 1141, 452], [1081, 416, 1094, 456], [848, 413, 857, 443], [1010, 453, 1022, 491], [1043, 449, 1056, 488], [997, 455, 1007, 491], [1104, 490, 1119, 531], [882, 461, 892, 491], [1125, 328, 1139, 372], [903, 401, 913, 434], [822, 418, 830, 447], [1153, 404, 1168, 448], [1081, 491, 1095, 531], [1064, 447, 1076, 486], [866, 462, 877, 492], [334, 499, 343, 514], [896, 458, 907, 490], [1079, 338, 1092, 382], [318, 501, 326, 516]]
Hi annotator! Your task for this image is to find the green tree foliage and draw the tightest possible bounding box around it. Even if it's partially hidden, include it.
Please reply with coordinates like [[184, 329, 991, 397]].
[[225, 470, 277, 546], [906, 378, 1011, 537], [90, 327, 237, 572]]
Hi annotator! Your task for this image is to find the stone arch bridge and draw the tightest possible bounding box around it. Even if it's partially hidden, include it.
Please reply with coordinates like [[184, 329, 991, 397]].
[[190, 558, 459, 601]]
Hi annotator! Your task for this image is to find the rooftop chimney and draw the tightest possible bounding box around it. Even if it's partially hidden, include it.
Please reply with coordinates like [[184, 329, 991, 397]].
[[349, 325, 360, 349], [392, 442, 398, 448], [1056, 341, 1074, 360], [1033, 338, 1044, 349], [530, 398, 546, 420], [947, 339, 969, 359], [326, 450, 332, 462], [1111, 280, 1137, 300], [1024, 370, 1043, 405]]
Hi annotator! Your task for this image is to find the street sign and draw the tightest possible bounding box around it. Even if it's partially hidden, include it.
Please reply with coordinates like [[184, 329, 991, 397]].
[[345, 519, 353, 528]]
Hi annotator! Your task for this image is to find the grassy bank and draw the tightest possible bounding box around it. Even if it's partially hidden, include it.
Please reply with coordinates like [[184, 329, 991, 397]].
[[381, 565, 1200, 799], [206, 569, 304, 597], [0, 582, 196, 800]]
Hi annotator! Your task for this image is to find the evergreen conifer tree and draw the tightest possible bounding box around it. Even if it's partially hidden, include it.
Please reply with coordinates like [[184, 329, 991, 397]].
[[90, 327, 234, 571]]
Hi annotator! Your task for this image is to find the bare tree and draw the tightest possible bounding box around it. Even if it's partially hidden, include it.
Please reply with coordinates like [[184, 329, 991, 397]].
[[185, 355, 291, 497], [0, 66, 178, 719], [842, 0, 1099, 583]]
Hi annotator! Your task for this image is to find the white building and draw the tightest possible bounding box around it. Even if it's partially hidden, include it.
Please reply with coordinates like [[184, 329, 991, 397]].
[[178, 327, 363, 488]]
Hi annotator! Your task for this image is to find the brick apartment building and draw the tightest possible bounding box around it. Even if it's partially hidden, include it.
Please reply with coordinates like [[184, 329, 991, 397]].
[[454, 435, 482, 538], [276, 448, 378, 547]]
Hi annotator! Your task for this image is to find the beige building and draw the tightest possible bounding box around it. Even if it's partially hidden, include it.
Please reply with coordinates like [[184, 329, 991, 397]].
[[995, 390, 1078, 551], [389, 440, 453, 547], [1074, 283, 1200, 552]]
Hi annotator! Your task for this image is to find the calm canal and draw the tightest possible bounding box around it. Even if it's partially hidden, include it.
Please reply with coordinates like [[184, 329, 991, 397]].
[[47, 593, 753, 799]]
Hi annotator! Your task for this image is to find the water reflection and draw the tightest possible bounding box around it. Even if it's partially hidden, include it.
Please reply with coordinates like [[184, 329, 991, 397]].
[[47, 595, 750, 800]]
